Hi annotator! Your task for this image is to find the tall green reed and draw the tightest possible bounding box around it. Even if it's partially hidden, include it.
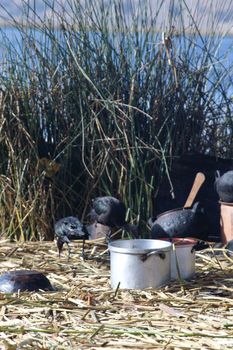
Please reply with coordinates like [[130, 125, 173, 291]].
[[0, 0, 232, 240]]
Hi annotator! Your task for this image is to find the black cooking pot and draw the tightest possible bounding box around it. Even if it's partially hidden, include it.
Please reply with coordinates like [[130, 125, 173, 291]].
[[150, 202, 208, 240], [0, 270, 54, 293], [215, 170, 233, 203]]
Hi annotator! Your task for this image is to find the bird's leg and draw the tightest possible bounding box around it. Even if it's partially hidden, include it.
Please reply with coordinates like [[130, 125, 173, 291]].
[[57, 238, 64, 258], [57, 236, 71, 261], [67, 242, 71, 262], [58, 247, 62, 259], [105, 229, 112, 244], [81, 238, 88, 260]]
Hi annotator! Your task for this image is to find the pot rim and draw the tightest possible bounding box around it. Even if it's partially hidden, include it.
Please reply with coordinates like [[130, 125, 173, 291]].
[[219, 201, 233, 206], [159, 237, 198, 246], [157, 207, 187, 218], [108, 239, 172, 254]]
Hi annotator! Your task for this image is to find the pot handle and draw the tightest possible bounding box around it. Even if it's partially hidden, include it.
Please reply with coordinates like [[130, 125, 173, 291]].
[[191, 241, 210, 253], [140, 250, 166, 262]]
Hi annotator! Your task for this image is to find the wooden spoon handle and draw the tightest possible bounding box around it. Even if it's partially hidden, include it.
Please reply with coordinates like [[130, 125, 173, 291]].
[[183, 172, 205, 209]]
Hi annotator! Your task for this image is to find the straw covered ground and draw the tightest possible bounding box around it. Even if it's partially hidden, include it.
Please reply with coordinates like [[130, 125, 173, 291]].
[[0, 239, 232, 350]]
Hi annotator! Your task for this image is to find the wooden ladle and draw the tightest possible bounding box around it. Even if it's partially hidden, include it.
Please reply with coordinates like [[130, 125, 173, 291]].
[[183, 172, 206, 209]]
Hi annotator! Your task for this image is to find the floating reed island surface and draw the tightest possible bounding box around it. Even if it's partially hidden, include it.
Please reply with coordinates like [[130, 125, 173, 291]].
[[0, 240, 233, 349]]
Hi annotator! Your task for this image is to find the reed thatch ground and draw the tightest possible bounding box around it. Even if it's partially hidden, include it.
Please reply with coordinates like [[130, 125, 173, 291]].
[[0, 239, 232, 349]]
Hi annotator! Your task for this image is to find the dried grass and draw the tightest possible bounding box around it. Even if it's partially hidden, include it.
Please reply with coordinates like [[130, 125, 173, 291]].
[[0, 240, 232, 349]]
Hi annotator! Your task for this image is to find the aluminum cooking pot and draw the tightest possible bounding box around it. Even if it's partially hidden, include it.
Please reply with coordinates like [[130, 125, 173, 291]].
[[150, 202, 209, 240], [160, 238, 209, 280], [108, 239, 172, 289]]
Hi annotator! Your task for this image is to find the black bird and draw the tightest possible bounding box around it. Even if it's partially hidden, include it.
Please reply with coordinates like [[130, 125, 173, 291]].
[[0, 270, 54, 293], [215, 170, 233, 202], [88, 196, 138, 239], [54, 216, 89, 260]]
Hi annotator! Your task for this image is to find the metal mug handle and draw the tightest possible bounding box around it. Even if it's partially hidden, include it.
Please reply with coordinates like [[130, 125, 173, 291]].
[[140, 250, 166, 262]]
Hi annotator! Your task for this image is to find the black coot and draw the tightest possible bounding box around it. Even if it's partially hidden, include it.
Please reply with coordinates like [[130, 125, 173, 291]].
[[215, 170, 233, 203], [54, 216, 89, 259], [0, 270, 54, 293], [88, 196, 138, 238]]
